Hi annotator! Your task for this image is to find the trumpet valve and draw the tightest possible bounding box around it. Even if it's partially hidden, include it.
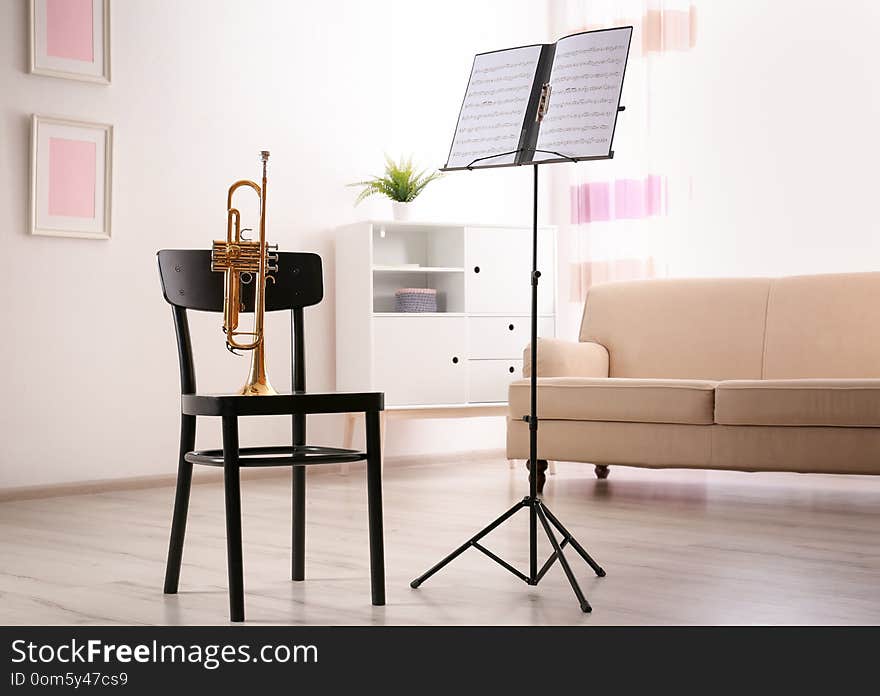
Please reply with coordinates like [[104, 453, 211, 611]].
[[211, 239, 261, 273]]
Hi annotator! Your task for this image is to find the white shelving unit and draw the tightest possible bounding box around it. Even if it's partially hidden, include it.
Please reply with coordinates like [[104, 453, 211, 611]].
[[335, 220, 556, 410]]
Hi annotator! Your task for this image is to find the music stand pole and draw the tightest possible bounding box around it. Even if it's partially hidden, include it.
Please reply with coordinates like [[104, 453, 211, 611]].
[[528, 163, 540, 582], [410, 160, 606, 612]]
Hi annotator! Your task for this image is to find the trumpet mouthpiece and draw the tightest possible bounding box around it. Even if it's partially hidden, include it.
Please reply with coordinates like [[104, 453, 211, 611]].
[[260, 150, 270, 162]]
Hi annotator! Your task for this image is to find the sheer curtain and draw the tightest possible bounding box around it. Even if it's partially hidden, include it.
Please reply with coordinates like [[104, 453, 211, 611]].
[[551, 0, 697, 307]]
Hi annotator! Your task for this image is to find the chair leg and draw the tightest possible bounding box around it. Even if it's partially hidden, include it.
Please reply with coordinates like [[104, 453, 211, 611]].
[[292, 413, 306, 581], [380, 411, 388, 470], [164, 414, 196, 594], [365, 410, 386, 606], [221, 414, 245, 622], [340, 413, 356, 476], [291, 466, 306, 581]]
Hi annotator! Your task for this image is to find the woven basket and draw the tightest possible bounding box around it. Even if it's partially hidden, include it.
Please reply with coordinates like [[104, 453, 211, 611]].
[[394, 287, 438, 313]]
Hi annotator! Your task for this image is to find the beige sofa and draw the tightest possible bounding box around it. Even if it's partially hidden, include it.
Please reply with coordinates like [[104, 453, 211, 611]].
[[507, 272, 880, 489]]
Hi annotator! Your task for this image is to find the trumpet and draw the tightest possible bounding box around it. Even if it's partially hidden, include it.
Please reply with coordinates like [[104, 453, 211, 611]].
[[211, 150, 279, 396]]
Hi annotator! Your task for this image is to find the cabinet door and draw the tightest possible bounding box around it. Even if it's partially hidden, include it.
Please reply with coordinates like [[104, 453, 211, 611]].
[[373, 317, 467, 406], [465, 227, 554, 315], [467, 359, 524, 403], [469, 316, 555, 359]]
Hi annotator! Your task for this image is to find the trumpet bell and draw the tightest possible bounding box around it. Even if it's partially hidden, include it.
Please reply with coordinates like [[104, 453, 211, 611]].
[[239, 381, 276, 396]]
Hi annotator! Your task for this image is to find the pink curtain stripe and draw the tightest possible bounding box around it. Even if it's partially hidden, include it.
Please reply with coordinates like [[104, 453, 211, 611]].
[[46, 0, 94, 62], [571, 175, 666, 224], [646, 174, 663, 215], [571, 181, 611, 224], [589, 181, 611, 222], [616, 179, 646, 219], [643, 6, 697, 53], [48, 137, 97, 218]]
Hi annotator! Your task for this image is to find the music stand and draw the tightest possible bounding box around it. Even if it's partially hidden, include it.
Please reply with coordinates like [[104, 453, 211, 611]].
[[410, 28, 631, 612]]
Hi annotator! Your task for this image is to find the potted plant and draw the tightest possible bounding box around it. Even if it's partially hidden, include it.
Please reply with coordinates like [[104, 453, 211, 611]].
[[349, 156, 442, 221]]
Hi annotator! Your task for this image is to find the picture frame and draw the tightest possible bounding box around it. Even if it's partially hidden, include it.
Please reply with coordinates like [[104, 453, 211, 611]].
[[30, 115, 114, 240], [29, 0, 111, 84]]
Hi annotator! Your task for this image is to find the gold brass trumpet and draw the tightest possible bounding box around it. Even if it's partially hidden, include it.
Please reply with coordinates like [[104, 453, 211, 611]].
[[211, 150, 279, 395]]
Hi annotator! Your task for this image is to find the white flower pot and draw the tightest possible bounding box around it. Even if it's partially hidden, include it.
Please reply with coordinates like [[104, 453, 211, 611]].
[[391, 201, 413, 221]]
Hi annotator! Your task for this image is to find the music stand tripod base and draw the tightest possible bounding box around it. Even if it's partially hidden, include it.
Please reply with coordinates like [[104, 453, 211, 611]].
[[410, 494, 605, 613], [410, 161, 606, 613]]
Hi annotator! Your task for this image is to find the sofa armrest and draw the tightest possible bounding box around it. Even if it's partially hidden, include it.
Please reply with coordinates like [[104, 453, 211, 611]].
[[522, 338, 609, 378]]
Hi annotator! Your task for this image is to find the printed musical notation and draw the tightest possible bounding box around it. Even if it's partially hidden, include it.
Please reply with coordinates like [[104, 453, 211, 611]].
[[535, 28, 631, 161], [446, 45, 542, 168]]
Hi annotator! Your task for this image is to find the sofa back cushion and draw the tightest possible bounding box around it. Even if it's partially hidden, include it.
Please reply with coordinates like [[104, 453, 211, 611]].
[[580, 277, 771, 379], [763, 272, 880, 378]]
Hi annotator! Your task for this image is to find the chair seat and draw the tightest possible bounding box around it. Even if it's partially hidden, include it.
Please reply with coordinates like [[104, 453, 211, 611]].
[[185, 445, 367, 467], [509, 377, 718, 425], [182, 391, 384, 417], [715, 379, 880, 427]]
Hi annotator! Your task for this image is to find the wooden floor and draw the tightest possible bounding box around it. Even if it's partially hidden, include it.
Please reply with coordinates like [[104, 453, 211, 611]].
[[1, 456, 879, 625]]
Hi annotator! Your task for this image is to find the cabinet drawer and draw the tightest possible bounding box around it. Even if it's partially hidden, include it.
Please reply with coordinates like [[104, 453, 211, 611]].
[[469, 316, 555, 359], [467, 359, 523, 404], [374, 317, 467, 406], [465, 227, 555, 315]]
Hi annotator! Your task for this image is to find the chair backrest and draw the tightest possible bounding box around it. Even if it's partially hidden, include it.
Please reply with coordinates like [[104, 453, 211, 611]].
[[157, 249, 323, 393], [157, 249, 322, 311]]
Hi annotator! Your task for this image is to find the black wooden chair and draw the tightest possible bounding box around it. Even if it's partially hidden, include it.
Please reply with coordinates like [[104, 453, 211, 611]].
[[157, 249, 384, 622]]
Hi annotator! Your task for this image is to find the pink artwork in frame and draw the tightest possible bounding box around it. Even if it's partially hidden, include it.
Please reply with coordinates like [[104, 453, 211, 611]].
[[45, 0, 94, 62], [32, 115, 113, 240], [48, 137, 97, 218], [30, 0, 110, 84]]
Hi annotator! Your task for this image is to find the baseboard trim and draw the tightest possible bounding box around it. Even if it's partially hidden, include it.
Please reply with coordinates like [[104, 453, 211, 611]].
[[0, 449, 506, 502]]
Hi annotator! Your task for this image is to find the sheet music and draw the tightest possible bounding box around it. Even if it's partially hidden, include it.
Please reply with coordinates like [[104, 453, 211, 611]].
[[533, 27, 631, 161], [446, 45, 543, 169]]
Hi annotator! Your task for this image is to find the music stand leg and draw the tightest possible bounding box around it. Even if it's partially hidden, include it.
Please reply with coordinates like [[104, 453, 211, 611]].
[[410, 499, 527, 588], [540, 500, 605, 577], [535, 503, 591, 612]]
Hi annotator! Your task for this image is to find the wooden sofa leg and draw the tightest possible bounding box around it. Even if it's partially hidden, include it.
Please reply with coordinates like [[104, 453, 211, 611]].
[[526, 459, 549, 493], [595, 464, 610, 480]]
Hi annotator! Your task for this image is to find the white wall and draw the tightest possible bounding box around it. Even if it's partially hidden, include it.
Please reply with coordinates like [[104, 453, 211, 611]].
[[671, 0, 880, 278], [20, 1, 874, 489], [0, 0, 549, 488]]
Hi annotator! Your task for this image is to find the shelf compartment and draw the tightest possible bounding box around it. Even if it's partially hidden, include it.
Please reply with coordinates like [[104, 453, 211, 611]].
[[372, 269, 465, 313], [372, 225, 464, 269]]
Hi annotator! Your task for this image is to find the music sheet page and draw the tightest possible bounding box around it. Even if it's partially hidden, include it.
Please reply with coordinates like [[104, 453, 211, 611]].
[[446, 45, 543, 169], [533, 27, 631, 161]]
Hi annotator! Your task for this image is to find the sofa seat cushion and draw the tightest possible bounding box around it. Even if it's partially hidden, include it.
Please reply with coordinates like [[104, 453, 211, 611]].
[[715, 379, 880, 427], [509, 377, 717, 425]]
